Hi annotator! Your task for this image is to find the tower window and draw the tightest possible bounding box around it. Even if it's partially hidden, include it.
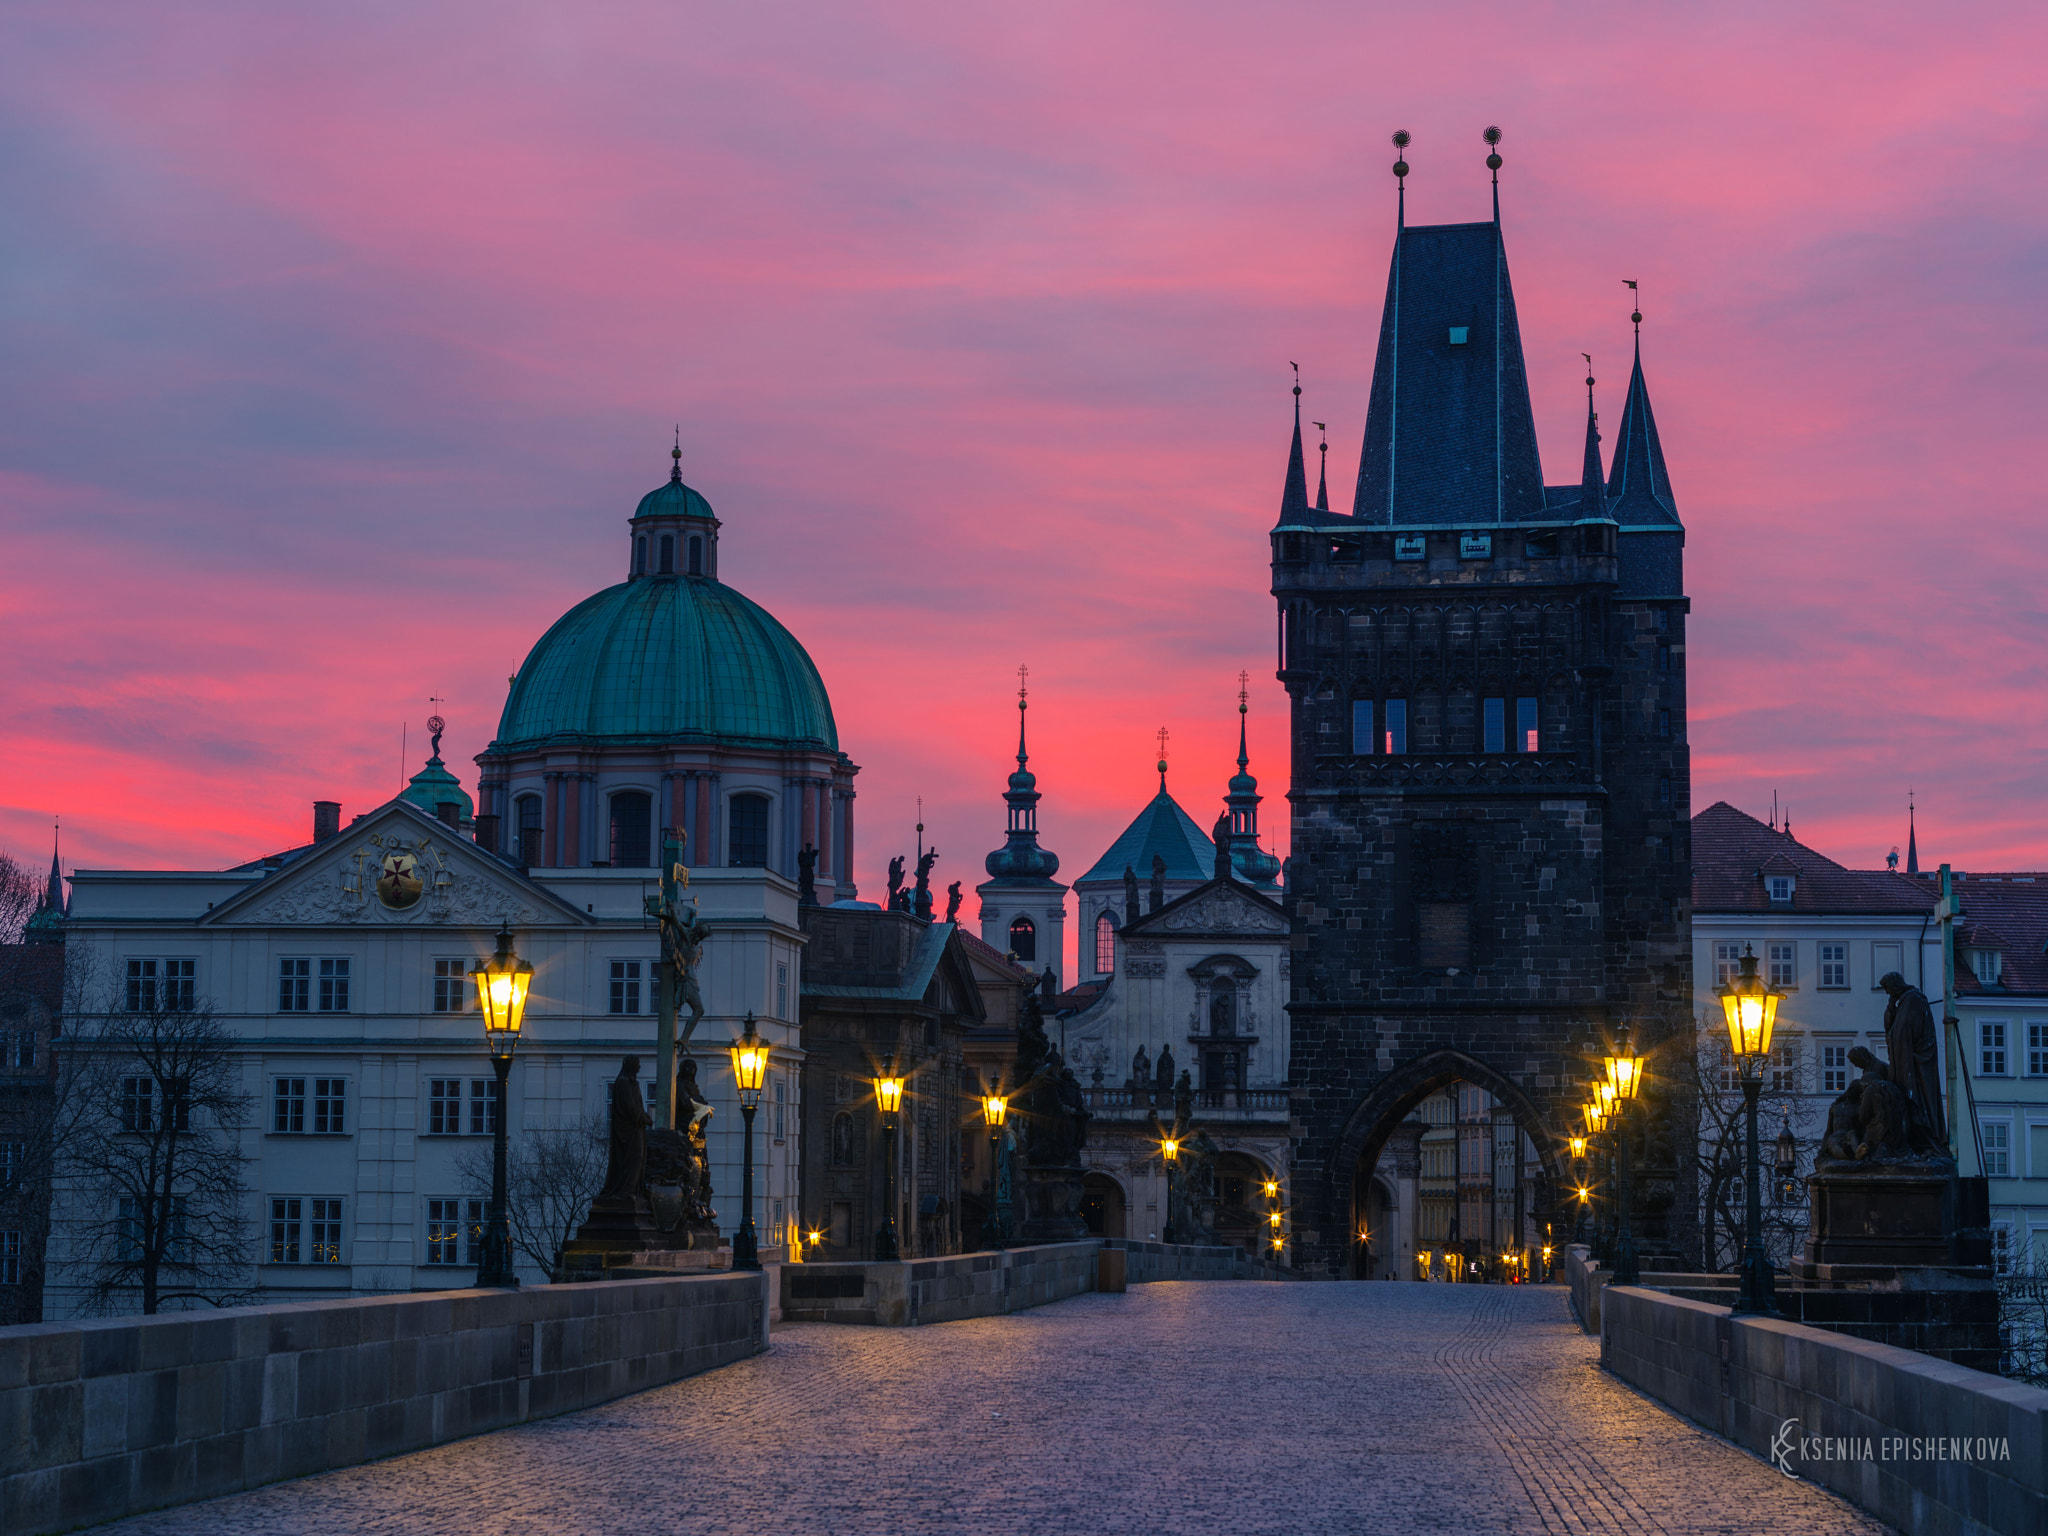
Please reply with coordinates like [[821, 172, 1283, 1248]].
[[1483, 698, 1505, 754], [1094, 912, 1117, 975], [515, 794, 544, 867], [1658, 709, 1671, 739], [1008, 916, 1036, 962], [634, 535, 647, 575], [1351, 700, 1374, 756], [609, 792, 652, 868], [728, 793, 770, 867], [688, 536, 703, 576], [1384, 699, 1408, 755], [1517, 697, 1539, 753], [659, 535, 674, 573]]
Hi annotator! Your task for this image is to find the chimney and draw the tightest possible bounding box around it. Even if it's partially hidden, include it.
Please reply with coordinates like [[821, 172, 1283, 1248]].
[[313, 801, 342, 844], [435, 801, 461, 828], [475, 814, 501, 855]]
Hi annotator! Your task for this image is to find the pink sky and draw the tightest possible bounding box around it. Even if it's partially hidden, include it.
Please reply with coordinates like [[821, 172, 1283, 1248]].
[[5, 2, 2046, 975]]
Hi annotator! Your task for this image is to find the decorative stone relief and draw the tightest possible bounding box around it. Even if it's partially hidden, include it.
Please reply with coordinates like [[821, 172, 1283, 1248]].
[[246, 829, 537, 927], [1126, 959, 1166, 978]]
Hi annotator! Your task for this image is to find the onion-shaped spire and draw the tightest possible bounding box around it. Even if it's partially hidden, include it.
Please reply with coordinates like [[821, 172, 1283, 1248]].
[[984, 667, 1060, 884]]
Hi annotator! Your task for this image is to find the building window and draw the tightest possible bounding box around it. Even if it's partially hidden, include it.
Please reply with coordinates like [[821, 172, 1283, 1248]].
[[1384, 698, 1408, 755], [1657, 709, 1671, 739], [1657, 777, 1672, 810], [433, 959, 472, 1012], [1516, 697, 1539, 753], [5, 1030, 33, 1071], [773, 1077, 786, 1143], [427, 1078, 463, 1135], [278, 958, 311, 1012], [1769, 1038, 1797, 1093], [776, 962, 789, 1020], [1981, 1022, 2009, 1077], [119, 1076, 188, 1133], [2029, 1022, 2048, 1077], [1482, 698, 1505, 754], [125, 959, 157, 1011], [1821, 1043, 1849, 1094], [469, 1079, 498, 1136], [1768, 943, 1796, 989], [1819, 943, 1847, 990], [126, 958, 196, 1012], [316, 958, 349, 1011], [728, 794, 770, 867], [659, 534, 674, 573], [1983, 1123, 2010, 1178], [610, 792, 652, 868], [1766, 875, 1795, 905], [314, 1079, 346, 1134], [516, 795, 544, 866], [310, 1198, 344, 1264], [688, 536, 703, 576], [269, 1197, 301, 1264], [0, 1230, 18, 1286], [274, 1078, 304, 1134], [1417, 903, 1470, 970], [1009, 916, 1037, 962], [270, 1078, 347, 1137], [1351, 699, 1373, 755], [1657, 644, 1671, 674], [0, 1139, 21, 1183], [610, 961, 644, 1016], [425, 1198, 481, 1265], [1095, 912, 1117, 975], [1714, 942, 1744, 988], [634, 535, 647, 574]]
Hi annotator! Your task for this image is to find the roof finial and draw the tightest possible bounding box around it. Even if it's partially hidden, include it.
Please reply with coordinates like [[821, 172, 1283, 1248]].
[[1391, 130, 1410, 228], [1623, 279, 1641, 339], [1483, 125, 1503, 222], [670, 425, 683, 484], [427, 698, 445, 762], [1313, 420, 1329, 511], [1907, 787, 1919, 875], [1015, 663, 1030, 765], [1236, 670, 1251, 772], [1155, 726, 1170, 793], [1579, 353, 1604, 509]]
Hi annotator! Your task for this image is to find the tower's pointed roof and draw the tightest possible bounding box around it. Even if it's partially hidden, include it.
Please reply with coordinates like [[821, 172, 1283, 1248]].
[[984, 679, 1061, 886], [1076, 791, 1215, 887], [25, 825, 67, 942], [1353, 218, 1548, 525], [1279, 386, 1309, 521], [1315, 427, 1330, 512], [1579, 365, 1605, 513], [1604, 338, 1681, 527], [1907, 800, 1920, 875]]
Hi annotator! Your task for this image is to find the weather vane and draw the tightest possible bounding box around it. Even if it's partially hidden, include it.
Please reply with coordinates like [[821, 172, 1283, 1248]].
[[1623, 279, 1641, 333], [1238, 671, 1250, 713]]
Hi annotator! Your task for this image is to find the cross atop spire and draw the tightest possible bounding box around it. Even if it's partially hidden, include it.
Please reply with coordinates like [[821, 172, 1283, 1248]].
[[1015, 663, 1030, 765], [1155, 727, 1170, 792]]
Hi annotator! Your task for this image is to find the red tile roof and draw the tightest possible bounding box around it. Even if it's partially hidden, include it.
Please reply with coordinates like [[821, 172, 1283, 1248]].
[[1692, 802, 1934, 916], [1907, 872, 2048, 997]]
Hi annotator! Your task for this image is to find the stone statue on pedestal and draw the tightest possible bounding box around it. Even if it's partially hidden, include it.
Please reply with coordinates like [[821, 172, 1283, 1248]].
[[1879, 973, 1947, 1149], [598, 1056, 652, 1201]]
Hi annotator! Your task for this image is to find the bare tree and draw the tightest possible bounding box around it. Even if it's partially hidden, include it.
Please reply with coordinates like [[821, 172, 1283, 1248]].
[[60, 997, 253, 1313], [0, 851, 43, 946], [1667, 1019, 1811, 1273], [457, 1111, 607, 1278], [1998, 1270, 2048, 1386]]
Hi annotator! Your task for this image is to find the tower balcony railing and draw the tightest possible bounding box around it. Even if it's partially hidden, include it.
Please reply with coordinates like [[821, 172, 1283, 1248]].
[[1082, 1086, 1292, 1122]]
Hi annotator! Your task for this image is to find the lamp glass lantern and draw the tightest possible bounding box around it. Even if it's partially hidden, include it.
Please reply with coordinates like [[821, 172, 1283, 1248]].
[[1718, 943, 1782, 1067], [982, 1091, 1008, 1128], [1569, 1135, 1588, 1159], [729, 1016, 770, 1108], [1160, 1136, 1180, 1162], [875, 1064, 907, 1118], [1605, 1042, 1643, 1102], [471, 926, 533, 1058]]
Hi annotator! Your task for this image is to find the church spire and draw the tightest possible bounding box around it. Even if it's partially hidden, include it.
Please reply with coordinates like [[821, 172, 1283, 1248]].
[[1907, 792, 1919, 875], [983, 666, 1059, 886], [1280, 365, 1309, 519], [1579, 355, 1605, 512], [1223, 674, 1282, 888], [1314, 420, 1330, 511], [1604, 285, 1681, 526]]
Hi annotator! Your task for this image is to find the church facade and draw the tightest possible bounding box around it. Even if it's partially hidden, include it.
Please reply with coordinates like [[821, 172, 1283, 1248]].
[[1271, 168, 1694, 1276]]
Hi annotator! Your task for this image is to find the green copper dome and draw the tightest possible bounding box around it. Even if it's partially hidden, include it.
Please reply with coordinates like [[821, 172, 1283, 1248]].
[[496, 576, 839, 750]]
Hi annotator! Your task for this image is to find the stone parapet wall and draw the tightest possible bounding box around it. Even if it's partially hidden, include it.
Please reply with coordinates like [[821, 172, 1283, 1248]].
[[1602, 1284, 2047, 1536], [1103, 1239, 1299, 1283], [0, 1274, 768, 1536]]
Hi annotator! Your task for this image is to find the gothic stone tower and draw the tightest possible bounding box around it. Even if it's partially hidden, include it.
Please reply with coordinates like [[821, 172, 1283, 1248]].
[[1271, 177, 1692, 1277]]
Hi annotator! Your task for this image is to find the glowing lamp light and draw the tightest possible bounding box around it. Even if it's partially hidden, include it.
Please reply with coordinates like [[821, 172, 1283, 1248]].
[[1576, 1185, 1592, 1205], [1263, 1178, 1280, 1199], [1585, 1101, 1606, 1135], [1160, 1136, 1181, 1163], [1605, 1041, 1644, 1103], [874, 1060, 906, 1119], [729, 1014, 770, 1107], [1718, 943, 1783, 1065], [983, 1091, 1008, 1129], [1269, 1210, 1283, 1229], [1271, 1236, 1285, 1252], [471, 925, 533, 1058]]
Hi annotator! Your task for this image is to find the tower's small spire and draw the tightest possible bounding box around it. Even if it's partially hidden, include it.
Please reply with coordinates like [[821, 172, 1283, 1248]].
[[1237, 672, 1251, 774], [1015, 663, 1030, 765], [1579, 355, 1604, 512], [46, 819, 63, 913], [1224, 674, 1281, 888], [1314, 421, 1330, 511], [1155, 727, 1170, 794], [1280, 366, 1309, 519], [1605, 282, 1681, 526], [1391, 129, 1410, 230], [670, 426, 683, 485], [1484, 125, 1503, 224], [1907, 790, 1920, 875]]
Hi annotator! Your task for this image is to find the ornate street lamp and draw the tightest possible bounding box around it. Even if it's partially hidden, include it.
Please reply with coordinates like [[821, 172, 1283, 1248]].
[[728, 1014, 770, 1271], [1159, 1133, 1181, 1245], [1604, 1033, 1645, 1286], [469, 925, 532, 1289], [873, 1057, 906, 1260], [1719, 944, 1784, 1314], [981, 1078, 1010, 1250], [1774, 1111, 1799, 1206]]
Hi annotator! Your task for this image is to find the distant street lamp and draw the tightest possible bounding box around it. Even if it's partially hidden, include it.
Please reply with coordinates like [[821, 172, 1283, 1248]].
[[728, 1014, 770, 1271], [1605, 1033, 1644, 1285], [470, 925, 532, 1289], [873, 1058, 906, 1260], [1719, 944, 1784, 1314], [1774, 1111, 1799, 1206], [1160, 1134, 1182, 1245], [982, 1078, 1010, 1250]]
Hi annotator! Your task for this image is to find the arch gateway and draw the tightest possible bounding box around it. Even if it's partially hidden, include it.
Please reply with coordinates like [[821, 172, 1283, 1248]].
[[1269, 187, 1695, 1278]]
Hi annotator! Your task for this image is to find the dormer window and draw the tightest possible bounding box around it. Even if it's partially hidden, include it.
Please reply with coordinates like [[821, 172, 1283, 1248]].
[[1766, 874, 1795, 905], [1970, 949, 2003, 987]]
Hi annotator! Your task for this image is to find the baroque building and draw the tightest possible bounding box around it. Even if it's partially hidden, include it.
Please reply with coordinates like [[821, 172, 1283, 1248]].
[[1272, 160, 1694, 1276]]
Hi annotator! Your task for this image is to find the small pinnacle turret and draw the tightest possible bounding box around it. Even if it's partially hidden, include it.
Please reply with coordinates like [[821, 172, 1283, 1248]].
[[1222, 675, 1282, 889], [1579, 357, 1604, 512], [1280, 368, 1310, 520]]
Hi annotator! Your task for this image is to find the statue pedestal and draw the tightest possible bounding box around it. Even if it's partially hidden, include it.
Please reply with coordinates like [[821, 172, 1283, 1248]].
[[1790, 1164, 1953, 1277], [1019, 1165, 1087, 1243]]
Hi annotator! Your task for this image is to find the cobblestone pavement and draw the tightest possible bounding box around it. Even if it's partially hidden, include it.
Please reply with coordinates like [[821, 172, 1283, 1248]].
[[101, 1283, 1890, 1535]]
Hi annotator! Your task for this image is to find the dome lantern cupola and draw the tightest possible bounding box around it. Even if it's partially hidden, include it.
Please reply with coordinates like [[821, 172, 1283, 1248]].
[[984, 670, 1059, 884], [1224, 676, 1282, 889], [629, 441, 721, 583]]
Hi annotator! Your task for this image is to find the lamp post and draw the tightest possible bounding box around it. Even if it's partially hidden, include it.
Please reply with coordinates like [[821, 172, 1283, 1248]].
[[1584, 1101, 1608, 1260], [728, 1014, 769, 1271], [873, 1057, 906, 1260], [1160, 1134, 1181, 1245], [1719, 943, 1784, 1314], [981, 1079, 1010, 1250], [1774, 1111, 1798, 1208], [470, 925, 532, 1289], [1605, 1033, 1645, 1286]]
